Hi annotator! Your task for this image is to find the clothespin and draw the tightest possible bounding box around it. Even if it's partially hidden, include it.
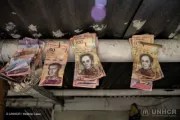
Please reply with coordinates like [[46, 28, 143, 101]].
[[85, 42, 87, 47], [140, 41, 162, 48], [59, 42, 61, 48]]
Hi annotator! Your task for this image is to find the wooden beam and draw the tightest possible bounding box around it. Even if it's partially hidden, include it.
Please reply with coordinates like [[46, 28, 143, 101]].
[[0, 80, 5, 120]]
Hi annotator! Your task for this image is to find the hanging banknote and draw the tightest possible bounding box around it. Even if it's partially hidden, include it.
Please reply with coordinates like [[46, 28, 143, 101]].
[[75, 52, 104, 79], [70, 33, 105, 88], [70, 33, 97, 52], [72, 33, 104, 80], [129, 35, 154, 56], [129, 36, 153, 91], [39, 42, 69, 86], [71, 33, 99, 88], [132, 42, 163, 82], [130, 35, 163, 91]]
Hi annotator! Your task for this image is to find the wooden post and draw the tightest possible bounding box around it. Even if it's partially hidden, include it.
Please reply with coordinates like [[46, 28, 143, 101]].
[[0, 80, 5, 120]]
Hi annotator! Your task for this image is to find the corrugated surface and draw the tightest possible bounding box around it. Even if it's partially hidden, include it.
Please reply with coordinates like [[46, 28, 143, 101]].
[[0, 0, 180, 89], [0, 0, 179, 39]]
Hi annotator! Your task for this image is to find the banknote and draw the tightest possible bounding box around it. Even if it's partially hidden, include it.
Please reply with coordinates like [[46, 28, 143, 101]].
[[73, 72, 98, 88], [73, 61, 99, 88], [130, 79, 153, 91], [73, 82, 97, 88], [70, 33, 97, 53], [130, 35, 154, 56], [15, 48, 37, 56], [5, 58, 32, 72], [75, 52, 104, 79], [129, 41, 153, 90], [73, 83, 97, 88], [19, 37, 44, 52], [72, 34, 105, 79], [7, 67, 30, 76], [39, 42, 69, 86], [6, 62, 29, 73], [73, 60, 99, 88], [75, 79, 99, 85], [71, 33, 105, 88], [18, 37, 41, 49], [132, 42, 163, 82], [0, 38, 44, 84], [7, 47, 36, 73], [129, 35, 162, 91], [11, 38, 44, 71]]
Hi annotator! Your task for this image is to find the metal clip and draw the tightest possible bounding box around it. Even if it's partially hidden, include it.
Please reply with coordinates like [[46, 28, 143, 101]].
[[85, 42, 87, 47], [59, 42, 61, 48], [140, 41, 162, 48]]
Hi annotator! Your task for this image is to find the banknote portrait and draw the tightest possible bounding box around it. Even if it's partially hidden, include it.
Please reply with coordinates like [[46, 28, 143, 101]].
[[79, 53, 98, 76], [136, 54, 155, 77], [42, 63, 62, 85], [39, 42, 69, 86]]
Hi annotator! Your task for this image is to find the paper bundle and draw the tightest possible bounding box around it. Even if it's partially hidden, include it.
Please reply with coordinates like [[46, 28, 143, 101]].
[[70, 33, 106, 88], [0, 37, 45, 92], [129, 35, 164, 91], [39, 42, 69, 86]]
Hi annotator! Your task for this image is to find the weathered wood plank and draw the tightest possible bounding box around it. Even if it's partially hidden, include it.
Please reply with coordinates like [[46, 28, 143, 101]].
[[0, 80, 5, 120], [8, 0, 53, 38], [105, 0, 142, 38], [124, 0, 180, 38], [0, 0, 31, 39]]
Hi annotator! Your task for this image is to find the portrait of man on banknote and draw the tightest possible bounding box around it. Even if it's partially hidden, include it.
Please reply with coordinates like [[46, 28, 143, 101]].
[[42, 63, 62, 85], [79, 53, 98, 76], [136, 54, 155, 77]]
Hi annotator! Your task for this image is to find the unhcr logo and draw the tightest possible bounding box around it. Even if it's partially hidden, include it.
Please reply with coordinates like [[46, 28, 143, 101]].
[[141, 109, 177, 117]]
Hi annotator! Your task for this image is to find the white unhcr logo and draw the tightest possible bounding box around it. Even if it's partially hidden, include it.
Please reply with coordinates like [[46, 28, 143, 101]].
[[141, 109, 177, 117], [142, 109, 150, 116]]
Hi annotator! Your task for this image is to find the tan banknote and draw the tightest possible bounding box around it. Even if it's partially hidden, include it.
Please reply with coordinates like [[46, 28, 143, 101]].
[[129, 35, 153, 91], [130, 35, 163, 81], [132, 42, 163, 82], [73, 55, 99, 88], [73, 34, 105, 79], [71, 33, 105, 88], [39, 42, 69, 86], [73, 66, 98, 88], [71, 34, 98, 88], [130, 34, 154, 56], [70, 33, 97, 53]]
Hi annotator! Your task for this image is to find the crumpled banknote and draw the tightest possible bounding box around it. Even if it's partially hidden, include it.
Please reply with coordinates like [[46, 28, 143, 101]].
[[0, 37, 45, 92]]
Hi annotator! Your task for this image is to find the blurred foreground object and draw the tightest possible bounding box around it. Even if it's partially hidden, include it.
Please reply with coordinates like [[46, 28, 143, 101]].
[[0, 37, 44, 93]]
